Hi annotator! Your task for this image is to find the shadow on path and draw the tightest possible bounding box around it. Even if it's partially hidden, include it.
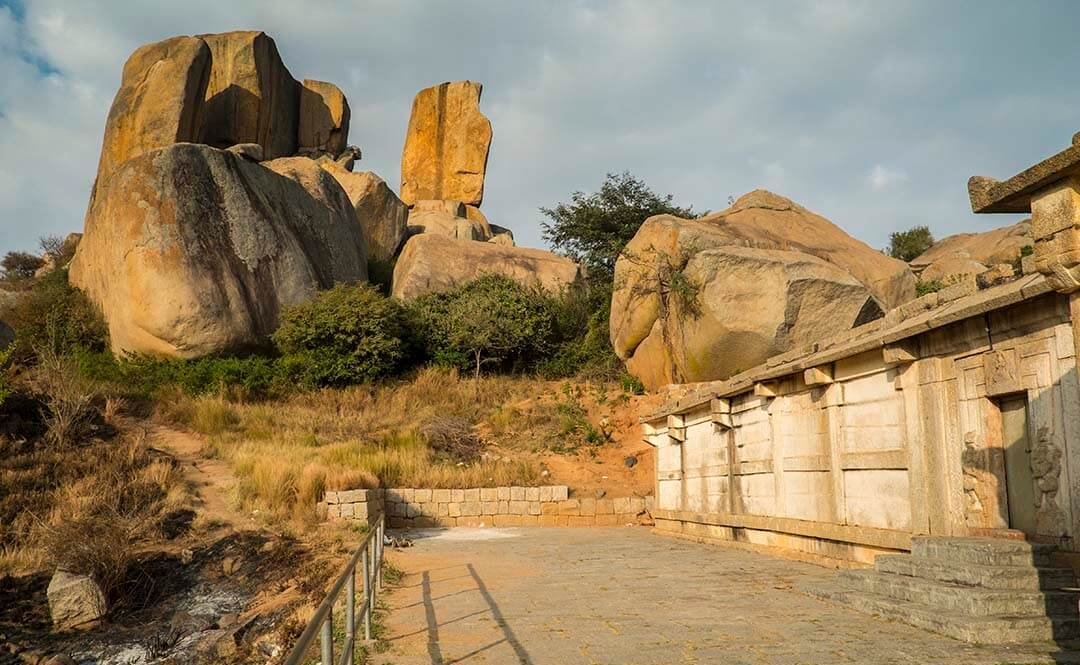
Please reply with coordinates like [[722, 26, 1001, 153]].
[[415, 563, 534, 664]]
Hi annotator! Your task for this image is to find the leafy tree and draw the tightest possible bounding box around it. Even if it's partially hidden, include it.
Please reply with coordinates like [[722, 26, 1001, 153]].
[[541, 172, 697, 281], [886, 226, 935, 262], [273, 283, 409, 386], [1, 251, 44, 280], [408, 275, 555, 380]]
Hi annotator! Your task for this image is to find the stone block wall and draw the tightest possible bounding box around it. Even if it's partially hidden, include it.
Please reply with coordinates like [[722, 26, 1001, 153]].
[[321, 488, 384, 521], [322, 485, 655, 529]]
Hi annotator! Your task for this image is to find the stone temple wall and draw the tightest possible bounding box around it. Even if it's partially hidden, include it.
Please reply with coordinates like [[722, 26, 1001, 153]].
[[320, 486, 654, 529], [643, 276, 1080, 567]]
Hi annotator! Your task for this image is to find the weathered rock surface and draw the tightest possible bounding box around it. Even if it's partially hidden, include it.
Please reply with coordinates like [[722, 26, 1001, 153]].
[[612, 194, 895, 390], [70, 143, 367, 358], [320, 166, 409, 264], [414, 199, 467, 217], [406, 208, 490, 241], [299, 79, 350, 155], [47, 570, 107, 630], [198, 31, 300, 160], [392, 234, 584, 300], [91, 35, 211, 204], [488, 223, 515, 246], [919, 254, 988, 284], [696, 190, 914, 308], [400, 81, 492, 207], [622, 245, 878, 389], [911, 219, 1031, 280]]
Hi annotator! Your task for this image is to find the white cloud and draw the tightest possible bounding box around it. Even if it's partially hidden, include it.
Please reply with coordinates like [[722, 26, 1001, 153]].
[[867, 164, 908, 191], [0, 0, 1074, 254]]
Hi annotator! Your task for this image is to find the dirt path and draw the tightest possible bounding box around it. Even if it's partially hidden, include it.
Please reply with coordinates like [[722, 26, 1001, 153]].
[[147, 424, 251, 532]]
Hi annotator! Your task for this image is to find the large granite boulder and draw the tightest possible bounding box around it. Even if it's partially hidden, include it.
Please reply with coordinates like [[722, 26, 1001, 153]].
[[392, 234, 584, 300], [91, 35, 211, 205], [70, 143, 367, 358], [47, 570, 107, 630], [693, 190, 914, 308], [911, 219, 1031, 282], [320, 165, 409, 264], [197, 31, 300, 160], [400, 81, 492, 207], [612, 193, 899, 390], [621, 246, 879, 389], [299, 79, 350, 156]]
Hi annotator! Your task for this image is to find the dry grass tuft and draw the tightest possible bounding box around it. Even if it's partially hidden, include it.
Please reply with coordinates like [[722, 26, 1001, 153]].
[[31, 347, 98, 446]]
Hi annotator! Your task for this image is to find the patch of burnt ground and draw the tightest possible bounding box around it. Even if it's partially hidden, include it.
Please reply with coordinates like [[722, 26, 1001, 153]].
[[1, 530, 332, 665]]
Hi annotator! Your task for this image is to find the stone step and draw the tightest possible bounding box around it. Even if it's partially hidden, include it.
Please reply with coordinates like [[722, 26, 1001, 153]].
[[803, 581, 1080, 645], [875, 554, 1075, 591], [912, 536, 1056, 567], [840, 569, 1080, 618]]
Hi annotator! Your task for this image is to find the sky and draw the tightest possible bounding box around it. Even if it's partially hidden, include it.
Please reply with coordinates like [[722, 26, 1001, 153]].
[[1, 0, 1076, 256]]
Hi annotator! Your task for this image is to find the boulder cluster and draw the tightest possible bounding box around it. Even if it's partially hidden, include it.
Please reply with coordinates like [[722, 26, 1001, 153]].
[[68, 31, 582, 359], [909, 219, 1032, 284]]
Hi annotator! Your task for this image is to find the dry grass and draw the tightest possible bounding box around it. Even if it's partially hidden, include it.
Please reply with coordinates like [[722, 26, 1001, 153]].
[[1, 423, 191, 594], [30, 347, 98, 446], [162, 368, 578, 522]]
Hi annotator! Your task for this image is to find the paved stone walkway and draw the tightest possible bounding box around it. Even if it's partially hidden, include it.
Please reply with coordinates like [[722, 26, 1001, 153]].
[[377, 528, 1080, 665]]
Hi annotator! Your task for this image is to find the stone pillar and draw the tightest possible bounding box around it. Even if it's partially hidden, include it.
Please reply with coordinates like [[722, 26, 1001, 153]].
[[1031, 177, 1080, 293]]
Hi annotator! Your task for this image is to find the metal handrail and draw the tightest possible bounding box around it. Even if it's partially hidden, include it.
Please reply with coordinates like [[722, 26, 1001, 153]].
[[283, 513, 386, 665]]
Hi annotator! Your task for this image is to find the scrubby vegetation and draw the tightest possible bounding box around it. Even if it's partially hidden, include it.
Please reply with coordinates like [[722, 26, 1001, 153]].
[[2, 267, 107, 359], [274, 283, 411, 386], [886, 225, 935, 262], [161, 368, 633, 521], [409, 275, 556, 378]]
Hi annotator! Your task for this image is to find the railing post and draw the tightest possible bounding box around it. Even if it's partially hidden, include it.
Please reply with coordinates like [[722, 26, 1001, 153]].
[[362, 549, 372, 641], [345, 565, 356, 661], [320, 608, 333, 665], [376, 517, 384, 589]]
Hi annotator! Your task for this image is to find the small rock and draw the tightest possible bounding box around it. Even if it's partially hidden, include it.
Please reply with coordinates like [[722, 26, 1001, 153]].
[[594, 488, 606, 499], [257, 641, 281, 658], [18, 650, 45, 665], [218, 613, 240, 629], [171, 610, 214, 635], [46, 570, 107, 631], [222, 556, 241, 576], [624, 455, 638, 468], [260, 540, 276, 553], [540, 469, 550, 478], [976, 263, 1015, 289], [41, 656, 76, 665], [180, 549, 194, 565]]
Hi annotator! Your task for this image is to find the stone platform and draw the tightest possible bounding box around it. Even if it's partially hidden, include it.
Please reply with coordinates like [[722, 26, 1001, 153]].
[[804, 536, 1080, 644]]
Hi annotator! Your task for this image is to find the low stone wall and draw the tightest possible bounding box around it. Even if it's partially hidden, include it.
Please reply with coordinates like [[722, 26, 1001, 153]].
[[321, 485, 654, 529]]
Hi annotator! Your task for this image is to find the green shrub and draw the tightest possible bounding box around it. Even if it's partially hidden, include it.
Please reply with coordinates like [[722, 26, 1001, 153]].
[[408, 275, 556, 378], [77, 350, 288, 399], [538, 286, 622, 379], [620, 373, 645, 395], [3, 268, 106, 358], [0, 346, 12, 407], [1020, 244, 1034, 257], [915, 279, 945, 297], [273, 283, 408, 386]]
